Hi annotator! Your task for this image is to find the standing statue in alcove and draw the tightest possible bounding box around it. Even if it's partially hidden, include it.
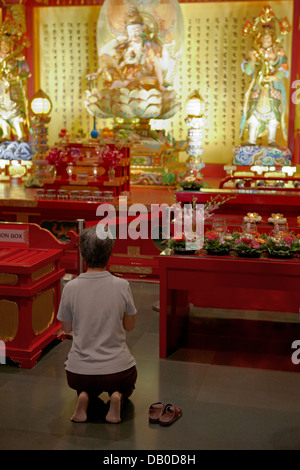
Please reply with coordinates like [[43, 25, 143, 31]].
[[0, 15, 31, 141], [239, 6, 291, 147]]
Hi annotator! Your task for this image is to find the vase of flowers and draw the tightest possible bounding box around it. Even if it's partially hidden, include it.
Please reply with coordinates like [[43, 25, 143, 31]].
[[169, 234, 199, 255], [165, 193, 237, 256], [232, 233, 267, 258], [46, 148, 66, 167], [204, 230, 233, 255], [45, 147, 67, 181], [108, 166, 116, 182], [99, 145, 122, 181], [297, 234, 300, 253], [265, 234, 299, 259]]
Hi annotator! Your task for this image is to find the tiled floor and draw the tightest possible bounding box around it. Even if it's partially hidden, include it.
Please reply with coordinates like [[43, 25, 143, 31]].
[[1, 280, 300, 450]]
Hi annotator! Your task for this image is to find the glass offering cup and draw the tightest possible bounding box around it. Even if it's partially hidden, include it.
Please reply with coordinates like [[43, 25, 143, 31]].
[[212, 217, 227, 234], [241, 221, 257, 237]]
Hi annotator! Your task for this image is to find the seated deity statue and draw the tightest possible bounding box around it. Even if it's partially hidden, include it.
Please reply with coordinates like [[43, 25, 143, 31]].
[[88, 7, 168, 92], [84, 1, 183, 121], [240, 14, 290, 147]]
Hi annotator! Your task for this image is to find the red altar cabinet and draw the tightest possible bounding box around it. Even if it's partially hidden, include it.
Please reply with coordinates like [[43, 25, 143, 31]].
[[43, 143, 130, 198], [0, 222, 77, 368], [158, 254, 300, 371], [175, 189, 300, 223]]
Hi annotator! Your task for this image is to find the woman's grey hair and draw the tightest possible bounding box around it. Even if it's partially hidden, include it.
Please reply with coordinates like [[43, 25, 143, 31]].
[[79, 224, 114, 268]]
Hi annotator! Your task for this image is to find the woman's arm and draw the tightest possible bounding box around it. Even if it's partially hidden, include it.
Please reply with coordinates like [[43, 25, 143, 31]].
[[61, 321, 72, 334], [123, 314, 136, 332]]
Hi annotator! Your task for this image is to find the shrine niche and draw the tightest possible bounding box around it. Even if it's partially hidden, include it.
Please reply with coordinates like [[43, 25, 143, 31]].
[[82, 0, 186, 185], [84, 0, 184, 126], [0, 11, 31, 142], [0, 4, 34, 182], [234, 5, 293, 168]]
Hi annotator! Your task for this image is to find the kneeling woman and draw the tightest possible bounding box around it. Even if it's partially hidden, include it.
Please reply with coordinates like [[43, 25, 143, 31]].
[[57, 224, 137, 423]]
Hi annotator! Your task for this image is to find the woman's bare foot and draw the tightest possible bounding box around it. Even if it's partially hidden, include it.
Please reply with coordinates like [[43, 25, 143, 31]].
[[106, 391, 122, 423], [71, 391, 89, 422]]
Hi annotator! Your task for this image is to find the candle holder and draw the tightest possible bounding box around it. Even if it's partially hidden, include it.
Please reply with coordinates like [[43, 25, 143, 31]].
[[184, 91, 206, 178], [268, 213, 287, 224], [243, 212, 262, 223]]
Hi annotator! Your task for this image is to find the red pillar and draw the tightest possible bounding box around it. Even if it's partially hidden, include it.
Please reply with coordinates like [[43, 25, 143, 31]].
[[24, 1, 35, 102], [288, 0, 300, 164]]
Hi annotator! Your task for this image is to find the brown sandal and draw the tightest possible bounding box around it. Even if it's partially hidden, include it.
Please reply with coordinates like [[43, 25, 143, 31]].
[[148, 402, 164, 423], [159, 403, 182, 427]]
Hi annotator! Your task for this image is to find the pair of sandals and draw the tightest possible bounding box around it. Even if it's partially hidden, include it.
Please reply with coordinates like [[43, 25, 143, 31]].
[[148, 402, 182, 427]]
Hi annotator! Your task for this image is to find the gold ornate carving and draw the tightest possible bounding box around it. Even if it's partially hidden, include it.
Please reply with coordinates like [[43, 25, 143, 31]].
[[7, 4, 27, 33], [295, 77, 300, 133], [264, 171, 286, 178], [233, 171, 255, 177], [16, 214, 30, 223], [33, 0, 50, 5], [113, 252, 154, 259], [127, 246, 140, 256], [72, 165, 105, 176], [0, 200, 38, 207], [31, 264, 54, 282], [32, 289, 54, 335], [8, 165, 26, 178], [109, 265, 152, 274], [59, 185, 98, 192], [0, 300, 19, 342], [103, 177, 125, 186], [0, 273, 18, 285]]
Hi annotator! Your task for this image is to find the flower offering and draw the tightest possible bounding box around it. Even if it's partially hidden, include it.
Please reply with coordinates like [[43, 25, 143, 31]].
[[99, 145, 122, 169], [178, 175, 206, 190], [265, 232, 299, 258], [46, 148, 66, 167], [204, 230, 234, 255], [233, 232, 267, 257]]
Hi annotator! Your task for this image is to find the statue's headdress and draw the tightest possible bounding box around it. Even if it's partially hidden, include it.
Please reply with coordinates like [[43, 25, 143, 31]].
[[242, 5, 292, 47], [125, 7, 144, 27], [0, 14, 30, 49]]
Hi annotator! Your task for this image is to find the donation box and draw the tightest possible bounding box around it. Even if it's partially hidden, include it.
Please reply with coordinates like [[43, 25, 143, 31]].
[[0, 222, 76, 368]]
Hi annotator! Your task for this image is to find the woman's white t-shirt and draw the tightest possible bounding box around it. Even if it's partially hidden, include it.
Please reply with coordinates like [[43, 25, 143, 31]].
[[57, 271, 137, 375]]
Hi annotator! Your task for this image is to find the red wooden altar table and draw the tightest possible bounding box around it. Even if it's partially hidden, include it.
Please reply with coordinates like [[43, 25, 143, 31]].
[[0, 222, 77, 368], [158, 254, 300, 362], [175, 189, 300, 223], [1, 185, 300, 280]]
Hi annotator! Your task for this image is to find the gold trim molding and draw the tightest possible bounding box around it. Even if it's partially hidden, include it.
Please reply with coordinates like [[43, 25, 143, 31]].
[[32, 288, 55, 335], [0, 200, 38, 207], [0, 273, 18, 285], [31, 264, 54, 282], [0, 300, 19, 342], [109, 265, 152, 275]]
